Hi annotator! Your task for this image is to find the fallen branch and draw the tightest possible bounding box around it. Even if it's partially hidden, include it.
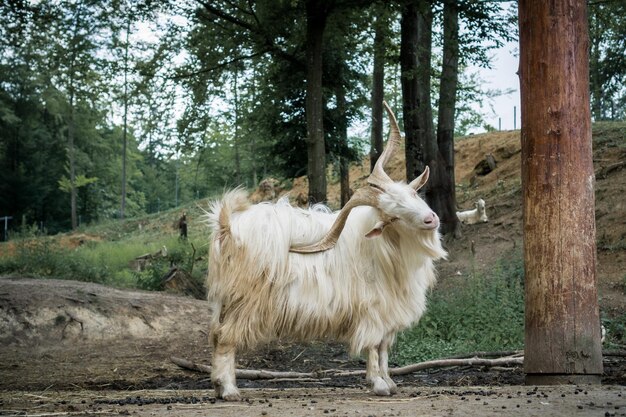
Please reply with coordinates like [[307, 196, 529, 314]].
[[171, 354, 524, 381], [171, 356, 320, 380], [390, 356, 523, 376], [438, 350, 523, 360]]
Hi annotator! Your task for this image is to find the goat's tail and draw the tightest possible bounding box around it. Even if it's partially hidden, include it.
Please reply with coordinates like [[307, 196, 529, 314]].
[[210, 188, 250, 244]]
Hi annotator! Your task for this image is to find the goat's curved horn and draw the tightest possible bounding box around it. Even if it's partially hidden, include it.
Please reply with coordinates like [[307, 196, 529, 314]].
[[289, 187, 380, 254], [368, 101, 401, 189], [290, 101, 401, 254]]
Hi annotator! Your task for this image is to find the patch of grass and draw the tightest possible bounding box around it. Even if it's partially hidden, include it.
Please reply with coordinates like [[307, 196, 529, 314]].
[[392, 251, 525, 365], [0, 227, 208, 291], [0, 237, 112, 284]]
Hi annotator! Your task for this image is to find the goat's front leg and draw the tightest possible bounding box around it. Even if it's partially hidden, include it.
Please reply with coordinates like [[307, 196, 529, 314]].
[[366, 345, 391, 396], [379, 335, 397, 394], [211, 333, 240, 401]]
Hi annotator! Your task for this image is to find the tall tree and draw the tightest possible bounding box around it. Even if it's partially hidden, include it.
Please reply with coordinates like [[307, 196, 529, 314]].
[[369, 8, 388, 172], [400, 1, 421, 178], [432, 0, 460, 237], [401, 0, 434, 181], [305, 0, 329, 204], [120, 4, 131, 219]]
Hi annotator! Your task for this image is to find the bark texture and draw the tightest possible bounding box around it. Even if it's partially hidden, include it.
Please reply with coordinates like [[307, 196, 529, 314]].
[[305, 0, 327, 204], [519, 0, 603, 383], [432, 0, 460, 237], [370, 14, 385, 172]]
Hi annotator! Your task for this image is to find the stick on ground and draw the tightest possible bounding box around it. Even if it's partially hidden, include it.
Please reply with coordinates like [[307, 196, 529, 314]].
[[171, 354, 524, 381]]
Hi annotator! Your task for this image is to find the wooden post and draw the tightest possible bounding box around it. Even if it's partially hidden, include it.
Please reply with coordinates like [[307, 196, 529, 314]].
[[519, 0, 603, 384]]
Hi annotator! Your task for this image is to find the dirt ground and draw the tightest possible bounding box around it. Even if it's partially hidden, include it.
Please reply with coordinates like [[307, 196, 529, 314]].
[[1, 127, 625, 416], [2, 386, 625, 417]]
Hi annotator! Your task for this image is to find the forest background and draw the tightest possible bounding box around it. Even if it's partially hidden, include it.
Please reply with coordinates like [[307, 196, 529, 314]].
[[1, 0, 624, 236]]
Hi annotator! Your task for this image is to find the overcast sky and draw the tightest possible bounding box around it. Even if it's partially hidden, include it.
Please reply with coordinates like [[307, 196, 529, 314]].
[[473, 41, 521, 133]]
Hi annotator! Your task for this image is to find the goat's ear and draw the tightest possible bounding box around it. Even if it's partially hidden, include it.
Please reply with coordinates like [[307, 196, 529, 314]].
[[365, 220, 388, 239], [409, 166, 430, 191]]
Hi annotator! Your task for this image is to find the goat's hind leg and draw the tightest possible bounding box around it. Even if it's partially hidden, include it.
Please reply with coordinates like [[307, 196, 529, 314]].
[[366, 345, 391, 396], [210, 332, 241, 401]]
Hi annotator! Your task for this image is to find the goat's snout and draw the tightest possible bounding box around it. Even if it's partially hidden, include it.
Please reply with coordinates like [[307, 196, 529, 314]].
[[422, 211, 439, 229]]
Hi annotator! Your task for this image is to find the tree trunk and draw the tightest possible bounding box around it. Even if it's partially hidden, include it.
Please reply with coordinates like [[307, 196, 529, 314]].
[[68, 90, 78, 230], [370, 14, 386, 172], [519, 0, 603, 384], [251, 68, 258, 186], [402, 1, 434, 184], [400, 2, 420, 181], [305, 0, 327, 204], [433, 0, 460, 238], [336, 79, 350, 208], [233, 68, 241, 185], [121, 13, 130, 220], [415, 2, 435, 176], [67, 6, 82, 230]]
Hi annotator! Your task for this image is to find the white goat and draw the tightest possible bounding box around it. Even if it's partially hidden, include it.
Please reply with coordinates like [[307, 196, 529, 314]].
[[456, 198, 488, 224], [205, 102, 446, 400]]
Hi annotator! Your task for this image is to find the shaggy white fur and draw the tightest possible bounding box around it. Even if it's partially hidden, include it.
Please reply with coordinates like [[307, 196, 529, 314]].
[[206, 180, 446, 400]]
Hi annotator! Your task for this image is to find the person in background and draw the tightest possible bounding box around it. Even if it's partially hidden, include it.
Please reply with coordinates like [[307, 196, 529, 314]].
[[178, 212, 188, 240]]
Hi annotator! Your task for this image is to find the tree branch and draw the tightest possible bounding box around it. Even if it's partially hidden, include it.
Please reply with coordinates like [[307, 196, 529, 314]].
[[171, 354, 524, 381], [194, 0, 303, 69], [171, 51, 266, 80]]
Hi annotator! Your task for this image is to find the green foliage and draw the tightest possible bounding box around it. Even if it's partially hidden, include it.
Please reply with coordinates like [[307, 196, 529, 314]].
[[133, 237, 206, 292], [0, 237, 111, 284], [58, 174, 99, 193], [0, 206, 209, 292], [392, 251, 525, 365], [589, 0, 626, 121]]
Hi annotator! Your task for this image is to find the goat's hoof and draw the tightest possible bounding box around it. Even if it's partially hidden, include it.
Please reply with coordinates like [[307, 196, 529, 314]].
[[384, 377, 398, 394], [215, 384, 241, 401], [371, 377, 391, 396], [222, 391, 241, 401]]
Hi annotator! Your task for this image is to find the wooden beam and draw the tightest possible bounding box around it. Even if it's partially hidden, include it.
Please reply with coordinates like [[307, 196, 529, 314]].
[[518, 0, 603, 384]]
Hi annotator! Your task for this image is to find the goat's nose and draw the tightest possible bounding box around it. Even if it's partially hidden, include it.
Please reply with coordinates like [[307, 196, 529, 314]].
[[423, 211, 439, 228]]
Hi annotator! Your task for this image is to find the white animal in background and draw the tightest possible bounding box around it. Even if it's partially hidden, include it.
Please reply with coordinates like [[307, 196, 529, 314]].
[[456, 198, 488, 224], [205, 101, 446, 400]]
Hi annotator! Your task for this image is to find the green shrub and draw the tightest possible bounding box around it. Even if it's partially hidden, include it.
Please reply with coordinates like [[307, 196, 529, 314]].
[[0, 238, 111, 284], [133, 238, 207, 292], [392, 251, 525, 364], [0, 229, 207, 291]]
